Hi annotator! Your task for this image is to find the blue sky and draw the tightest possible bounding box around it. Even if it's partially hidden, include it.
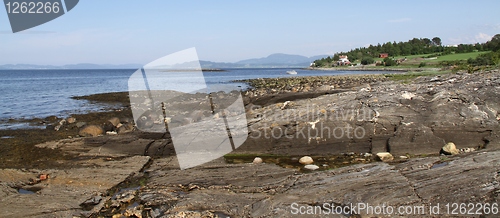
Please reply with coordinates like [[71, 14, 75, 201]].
[[1, 0, 499, 65]]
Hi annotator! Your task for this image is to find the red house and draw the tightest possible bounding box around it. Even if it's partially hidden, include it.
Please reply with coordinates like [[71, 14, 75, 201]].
[[379, 53, 389, 58]]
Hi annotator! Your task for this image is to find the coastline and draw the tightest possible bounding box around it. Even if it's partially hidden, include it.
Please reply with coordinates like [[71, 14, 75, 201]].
[[307, 66, 442, 72], [1, 68, 500, 217]]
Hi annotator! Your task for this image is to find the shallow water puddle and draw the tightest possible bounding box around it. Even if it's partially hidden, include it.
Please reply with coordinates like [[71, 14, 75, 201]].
[[18, 188, 35, 194], [224, 154, 374, 172], [431, 161, 449, 169], [18, 186, 42, 194]]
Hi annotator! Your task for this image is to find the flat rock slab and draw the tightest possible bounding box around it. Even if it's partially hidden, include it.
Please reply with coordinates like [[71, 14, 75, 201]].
[[139, 149, 500, 217], [0, 156, 150, 217]]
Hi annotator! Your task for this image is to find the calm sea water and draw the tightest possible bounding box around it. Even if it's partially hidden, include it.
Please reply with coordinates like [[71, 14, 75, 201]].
[[0, 68, 384, 129]]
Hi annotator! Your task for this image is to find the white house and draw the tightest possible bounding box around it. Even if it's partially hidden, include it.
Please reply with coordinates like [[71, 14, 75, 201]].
[[337, 55, 350, 66]]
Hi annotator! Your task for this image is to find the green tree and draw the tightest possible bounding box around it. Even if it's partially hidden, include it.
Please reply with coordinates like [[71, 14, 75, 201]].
[[383, 57, 397, 66], [361, 56, 374, 65], [486, 34, 500, 51], [422, 38, 432, 46], [432, 37, 442, 46], [332, 54, 340, 61]]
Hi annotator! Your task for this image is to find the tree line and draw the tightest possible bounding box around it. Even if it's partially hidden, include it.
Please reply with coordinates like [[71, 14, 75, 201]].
[[314, 34, 500, 67]]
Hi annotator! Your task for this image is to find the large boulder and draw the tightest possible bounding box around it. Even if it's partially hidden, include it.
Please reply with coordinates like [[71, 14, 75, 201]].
[[79, 125, 104, 137], [441, 142, 459, 155]]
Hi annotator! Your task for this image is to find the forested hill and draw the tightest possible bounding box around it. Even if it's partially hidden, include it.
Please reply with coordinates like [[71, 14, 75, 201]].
[[314, 35, 500, 66]]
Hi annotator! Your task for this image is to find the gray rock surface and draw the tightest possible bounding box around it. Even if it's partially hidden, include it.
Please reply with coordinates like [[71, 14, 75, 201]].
[[130, 148, 500, 217], [240, 70, 500, 156], [0, 156, 150, 217]]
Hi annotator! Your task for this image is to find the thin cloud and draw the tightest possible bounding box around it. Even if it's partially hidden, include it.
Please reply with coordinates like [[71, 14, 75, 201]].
[[387, 18, 411, 23], [475, 32, 492, 43], [448, 32, 493, 45]]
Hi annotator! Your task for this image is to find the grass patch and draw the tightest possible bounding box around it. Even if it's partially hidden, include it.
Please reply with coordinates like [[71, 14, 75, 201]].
[[425, 51, 489, 62], [384, 70, 452, 83]]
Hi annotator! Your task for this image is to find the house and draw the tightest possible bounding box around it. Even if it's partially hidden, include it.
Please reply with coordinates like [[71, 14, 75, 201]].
[[379, 53, 389, 58], [336, 55, 351, 66]]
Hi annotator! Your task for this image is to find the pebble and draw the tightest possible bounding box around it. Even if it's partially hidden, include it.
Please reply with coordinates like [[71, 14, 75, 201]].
[[376, 152, 394, 162], [304, 164, 320, 170], [253, 157, 263, 164], [299, 156, 314, 165]]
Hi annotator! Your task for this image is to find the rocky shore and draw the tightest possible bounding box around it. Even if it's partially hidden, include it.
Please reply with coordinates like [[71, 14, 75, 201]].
[[1, 68, 500, 217]]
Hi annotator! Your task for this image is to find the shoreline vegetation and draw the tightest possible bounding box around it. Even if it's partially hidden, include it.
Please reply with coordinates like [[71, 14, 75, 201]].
[[311, 34, 500, 76]]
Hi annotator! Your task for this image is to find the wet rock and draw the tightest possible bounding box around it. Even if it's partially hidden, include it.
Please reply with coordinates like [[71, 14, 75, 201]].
[[299, 156, 314, 165], [376, 152, 394, 162], [253, 157, 263, 164], [117, 123, 134, 134], [108, 117, 121, 127], [441, 142, 459, 155], [81, 195, 102, 207], [124, 207, 143, 218], [304, 164, 319, 170], [75, 122, 87, 128], [67, 117, 76, 124], [79, 125, 104, 137]]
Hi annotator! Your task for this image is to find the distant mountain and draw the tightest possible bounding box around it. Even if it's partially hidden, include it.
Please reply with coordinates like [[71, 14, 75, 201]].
[[0, 63, 142, 70], [199, 61, 243, 69], [236, 53, 328, 67], [63, 63, 142, 69], [0, 53, 329, 69]]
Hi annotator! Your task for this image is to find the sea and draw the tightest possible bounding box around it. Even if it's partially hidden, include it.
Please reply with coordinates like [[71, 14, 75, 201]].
[[0, 68, 385, 129]]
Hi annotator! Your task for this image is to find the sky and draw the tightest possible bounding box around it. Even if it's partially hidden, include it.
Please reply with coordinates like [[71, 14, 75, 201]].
[[0, 0, 499, 65]]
